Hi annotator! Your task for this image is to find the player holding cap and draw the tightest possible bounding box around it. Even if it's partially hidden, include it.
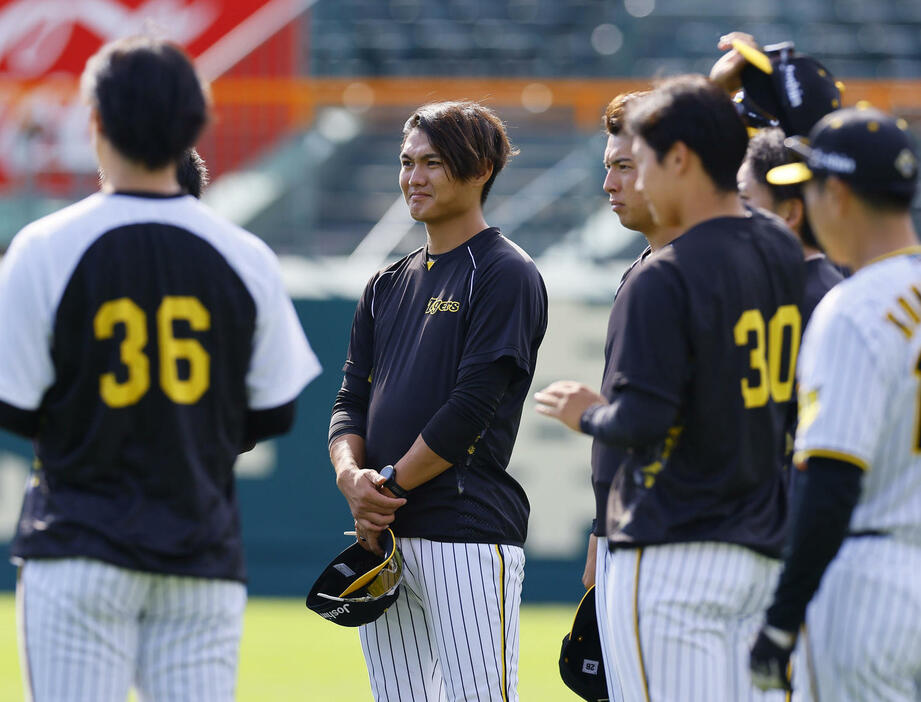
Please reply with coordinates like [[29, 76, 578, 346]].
[[750, 107, 921, 700], [328, 101, 547, 701]]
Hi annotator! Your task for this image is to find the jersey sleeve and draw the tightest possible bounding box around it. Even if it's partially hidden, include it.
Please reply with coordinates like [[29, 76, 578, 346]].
[[0, 229, 56, 409], [793, 311, 886, 471], [246, 253, 321, 410], [606, 260, 690, 404], [458, 258, 547, 374], [341, 274, 377, 380]]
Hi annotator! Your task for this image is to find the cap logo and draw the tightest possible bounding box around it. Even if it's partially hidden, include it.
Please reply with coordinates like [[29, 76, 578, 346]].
[[895, 148, 918, 179], [809, 148, 856, 174], [782, 64, 803, 108]]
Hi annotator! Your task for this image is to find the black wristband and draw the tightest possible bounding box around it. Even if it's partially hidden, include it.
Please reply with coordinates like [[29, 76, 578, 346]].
[[379, 465, 409, 499]]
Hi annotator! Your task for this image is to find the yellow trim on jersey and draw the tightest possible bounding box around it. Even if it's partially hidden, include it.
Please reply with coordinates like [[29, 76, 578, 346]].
[[633, 549, 651, 702], [792, 448, 869, 471], [495, 545, 508, 702], [865, 245, 921, 266]]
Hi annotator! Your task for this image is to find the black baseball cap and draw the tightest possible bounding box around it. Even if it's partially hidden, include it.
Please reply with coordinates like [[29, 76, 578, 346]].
[[306, 528, 403, 627], [767, 106, 919, 198], [559, 586, 609, 701], [733, 40, 842, 138]]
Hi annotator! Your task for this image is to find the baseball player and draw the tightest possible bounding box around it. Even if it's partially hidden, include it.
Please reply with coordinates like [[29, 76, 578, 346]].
[[738, 128, 844, 326], [573, 90, 683, 702], [0, 37, 320, 701], [750, 108, 921, 700], [536, 75, 804, 701], [328, 101, 547, 701]]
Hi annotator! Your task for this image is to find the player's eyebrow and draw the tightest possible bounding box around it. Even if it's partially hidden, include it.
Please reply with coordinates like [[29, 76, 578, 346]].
[[604, 157, 633, 168], [400, 151, 441, 162]]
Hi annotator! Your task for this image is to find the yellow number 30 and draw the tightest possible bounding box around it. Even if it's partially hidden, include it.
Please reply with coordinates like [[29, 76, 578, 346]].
[[94, 296, 211, 408], [733, 305, 801, 408]]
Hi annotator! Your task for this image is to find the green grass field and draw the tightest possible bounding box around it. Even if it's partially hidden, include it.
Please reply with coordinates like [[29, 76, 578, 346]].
[[0, 594, 579, 700]]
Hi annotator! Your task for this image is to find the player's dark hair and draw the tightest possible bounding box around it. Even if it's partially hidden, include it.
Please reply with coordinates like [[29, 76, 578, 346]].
[[402, 101, 518, 204], [745, 128, 820, 248], [626, 75, 748, 192], [176, 148, 209, 198], [811, 172, 915, 213], [81, 36, 209, 170], [603, 91, 649, 136]]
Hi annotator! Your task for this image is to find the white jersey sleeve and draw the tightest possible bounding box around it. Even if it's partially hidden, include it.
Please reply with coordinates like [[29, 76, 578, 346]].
[[0, 226, 56, 409], [246, 252, 321, 410]]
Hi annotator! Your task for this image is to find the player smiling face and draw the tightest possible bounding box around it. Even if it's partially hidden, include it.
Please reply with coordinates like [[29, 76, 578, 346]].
[[603, 133, 655, 233], [399, 128, 487, 225]]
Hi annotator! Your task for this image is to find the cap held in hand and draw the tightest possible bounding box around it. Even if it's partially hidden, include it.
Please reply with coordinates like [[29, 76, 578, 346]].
[[306, 527, 403, 627]]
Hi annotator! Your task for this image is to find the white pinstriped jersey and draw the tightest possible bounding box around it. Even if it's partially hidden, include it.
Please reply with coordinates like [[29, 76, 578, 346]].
[[794, 248, 921, 533]]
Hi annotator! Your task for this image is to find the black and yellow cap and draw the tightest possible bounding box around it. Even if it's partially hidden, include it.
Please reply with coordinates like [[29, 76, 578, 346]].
[[733, 40, 842, 138], [306, 528, 404, 627], [559, 586, 608, 701], [767, 106, 919, 198]]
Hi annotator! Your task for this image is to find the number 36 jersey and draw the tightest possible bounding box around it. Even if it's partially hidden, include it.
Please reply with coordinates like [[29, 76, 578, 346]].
[[605, 211, 805, 558], [794, 249, 921, 535], [0, 192, 320, 581]]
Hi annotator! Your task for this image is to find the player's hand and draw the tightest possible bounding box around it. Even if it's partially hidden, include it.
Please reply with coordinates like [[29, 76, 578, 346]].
[[351, 522, 385, 556], [336, 466, 406, 534], [534, 380, 606, 432], [582, 534, 598, 589], [749, 626, 795, 692], [710, 31, 759, 93]]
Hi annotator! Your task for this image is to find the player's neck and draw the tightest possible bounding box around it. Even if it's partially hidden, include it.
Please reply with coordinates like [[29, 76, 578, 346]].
[[674, 182, 747, 232], [645, 225, 683, 252], [99, 160, 181, 195], [849, 215, 919, 271], [424, 210, 490, 255]]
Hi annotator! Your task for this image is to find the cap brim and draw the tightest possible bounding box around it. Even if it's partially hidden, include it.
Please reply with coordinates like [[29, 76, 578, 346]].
[[732, 40, 773, 75], [338, 528, 397, 597], [766, 162, 814, 185]]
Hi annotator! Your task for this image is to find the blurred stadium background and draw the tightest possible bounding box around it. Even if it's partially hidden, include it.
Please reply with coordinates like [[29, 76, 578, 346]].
[[0, 0, 920, 609]]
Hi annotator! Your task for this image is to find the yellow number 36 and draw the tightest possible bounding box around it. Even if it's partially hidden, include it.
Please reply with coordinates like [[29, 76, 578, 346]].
[[93, 296, 211, 408]]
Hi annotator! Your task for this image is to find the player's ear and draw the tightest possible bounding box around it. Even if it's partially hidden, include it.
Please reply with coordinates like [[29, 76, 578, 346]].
[[777, 197, 804, 232], [824, 177, 851, 218], [667, 141, 690, 175], [471, 160, 493, 186]]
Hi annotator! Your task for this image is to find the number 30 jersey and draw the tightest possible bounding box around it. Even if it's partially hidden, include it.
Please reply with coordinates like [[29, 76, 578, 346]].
[[794, 248, 921, 535], [0, 192, 320, 581], [605, 211, 805, 558]]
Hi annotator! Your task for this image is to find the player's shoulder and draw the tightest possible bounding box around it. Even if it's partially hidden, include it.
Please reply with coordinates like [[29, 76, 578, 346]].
[[471, 228, 541, 276], [8, 193, 107, 251]]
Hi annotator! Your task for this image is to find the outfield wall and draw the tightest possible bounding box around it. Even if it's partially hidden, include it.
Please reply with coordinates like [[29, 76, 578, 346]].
[[0, 297, 611, 603]]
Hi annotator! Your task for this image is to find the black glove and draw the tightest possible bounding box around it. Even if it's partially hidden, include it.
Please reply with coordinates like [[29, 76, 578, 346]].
[[749, 626, 795, 692]]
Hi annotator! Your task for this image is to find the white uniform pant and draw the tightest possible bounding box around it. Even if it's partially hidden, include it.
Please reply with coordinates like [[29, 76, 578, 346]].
[[359, 538, 524, 702], [797, 537, 921, 702], [17, 557, 246, 702], [598, 541, 786, 702]]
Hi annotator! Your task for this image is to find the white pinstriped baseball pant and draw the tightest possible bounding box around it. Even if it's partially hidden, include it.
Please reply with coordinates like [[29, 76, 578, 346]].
[[598, 541, 789, 702], [359, 538, 524, 702], [795, 537, 921, 702], [17, 557, 246, 702]]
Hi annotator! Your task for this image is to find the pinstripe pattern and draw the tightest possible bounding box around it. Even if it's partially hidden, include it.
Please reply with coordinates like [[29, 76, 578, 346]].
[[801, 537, 921, 701], [594, 541, 623, 702], [360, 538, 524, 701], [600, 542, 785, 702], [17, 557, 245, 702]]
